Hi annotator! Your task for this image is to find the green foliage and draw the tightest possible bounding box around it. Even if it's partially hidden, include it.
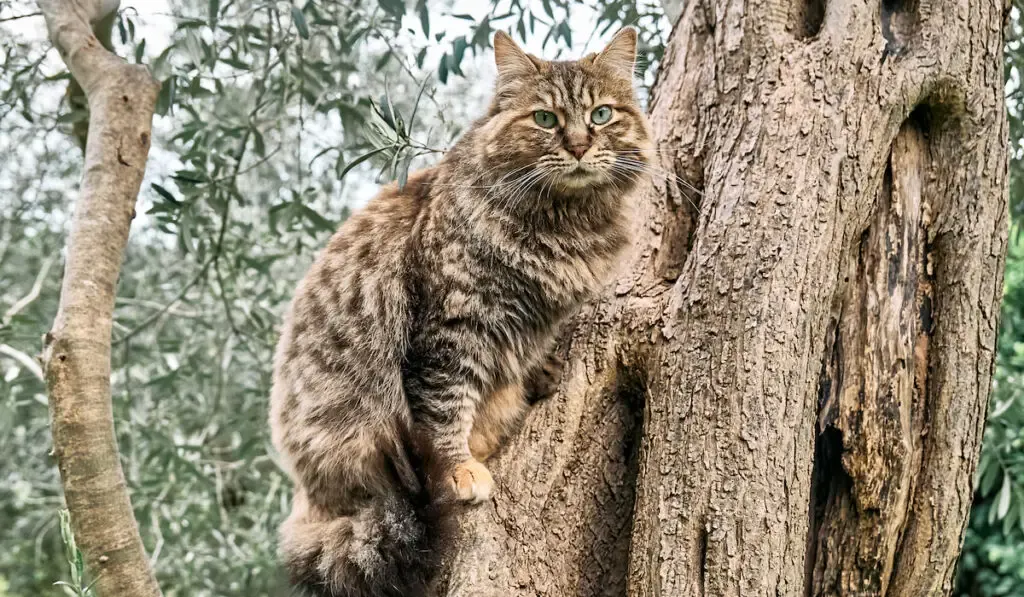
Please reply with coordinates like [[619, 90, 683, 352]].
[[0, 1, 667, 595], [54, 510, 95, 597]]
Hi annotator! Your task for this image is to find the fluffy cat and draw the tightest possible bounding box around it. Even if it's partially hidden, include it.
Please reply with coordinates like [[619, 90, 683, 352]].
[[270, 27, 652, 597]]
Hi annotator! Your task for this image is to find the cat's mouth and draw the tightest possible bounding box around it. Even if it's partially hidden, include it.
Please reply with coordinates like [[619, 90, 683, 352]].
[[555, 164, 604, 189]]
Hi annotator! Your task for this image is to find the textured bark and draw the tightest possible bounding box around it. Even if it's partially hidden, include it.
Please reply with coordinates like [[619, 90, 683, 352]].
[[442, 0, 1008, 596], [38, 1, 162, 596]]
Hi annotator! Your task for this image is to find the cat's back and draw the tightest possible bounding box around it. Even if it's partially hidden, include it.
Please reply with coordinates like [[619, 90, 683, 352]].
[[325, 167, 436, 262], [273, 168, 437, 403], [294, 167, 435, 309]]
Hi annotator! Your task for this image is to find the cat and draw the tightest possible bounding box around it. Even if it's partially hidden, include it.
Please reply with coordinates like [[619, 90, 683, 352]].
[[269, 27, 652, 597]]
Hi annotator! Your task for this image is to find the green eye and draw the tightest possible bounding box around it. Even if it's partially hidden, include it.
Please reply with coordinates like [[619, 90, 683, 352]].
[[591, 105, 613, 125], [534, 110, 558, 129]]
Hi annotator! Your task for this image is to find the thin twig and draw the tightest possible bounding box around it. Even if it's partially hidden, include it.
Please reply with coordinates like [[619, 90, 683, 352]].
[[115, 296, 204, 318], [113, 261, 211, 346], [0, 219, 11, 270], [2, 255, 56, 327], [209, 10, 277, 339], [0, 11, 43, 23]]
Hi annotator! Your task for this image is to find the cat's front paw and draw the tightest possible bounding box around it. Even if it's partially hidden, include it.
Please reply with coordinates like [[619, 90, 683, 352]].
[[451, 459, 494, 503]]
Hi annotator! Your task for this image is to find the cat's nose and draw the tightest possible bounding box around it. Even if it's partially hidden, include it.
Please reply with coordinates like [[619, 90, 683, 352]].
[[567, 143, 591, 159]]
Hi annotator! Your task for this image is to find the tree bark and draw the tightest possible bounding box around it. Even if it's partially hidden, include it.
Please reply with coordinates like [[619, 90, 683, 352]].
[[441, 0, 1008, 596], [38, 1, 162, 596]]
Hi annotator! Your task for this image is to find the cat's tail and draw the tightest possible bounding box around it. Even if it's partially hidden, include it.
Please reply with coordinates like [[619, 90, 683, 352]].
[[279, 428, 457, 597]]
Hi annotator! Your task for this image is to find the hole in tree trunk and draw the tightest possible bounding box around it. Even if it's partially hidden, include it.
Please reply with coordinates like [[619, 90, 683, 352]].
[[698, 525, 709, 594], [804, 426, 853, 595], [614, 360, 647, 476], [790, 0, 826, 40], [805, 112, 934, 596], [881, 0, 920, 57], [907, 104, 936, 139]]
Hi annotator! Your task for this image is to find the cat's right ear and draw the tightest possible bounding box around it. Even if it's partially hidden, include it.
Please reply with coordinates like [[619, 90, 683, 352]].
[[494, 31, 541, 81], [593, 27, 638, 80]]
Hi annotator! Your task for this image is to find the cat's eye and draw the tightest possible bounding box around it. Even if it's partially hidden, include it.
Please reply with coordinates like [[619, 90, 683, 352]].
[[591, 105, 613, 125], [534, 110, 558, 129]]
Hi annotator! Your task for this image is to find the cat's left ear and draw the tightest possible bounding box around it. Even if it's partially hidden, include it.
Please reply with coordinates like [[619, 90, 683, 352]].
[[494, 31, 542, 79], [593, 27, 637, 80]]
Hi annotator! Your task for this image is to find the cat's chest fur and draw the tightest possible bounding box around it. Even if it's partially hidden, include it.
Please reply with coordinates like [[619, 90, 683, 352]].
[[441, 201, 620, 308], [408, 198, 627, 390]]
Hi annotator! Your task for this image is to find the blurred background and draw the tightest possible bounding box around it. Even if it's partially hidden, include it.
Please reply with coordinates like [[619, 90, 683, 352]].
[[0, 0, 1020, 595]]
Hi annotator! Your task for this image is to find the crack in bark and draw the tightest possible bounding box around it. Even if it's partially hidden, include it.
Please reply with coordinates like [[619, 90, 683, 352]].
[[806, 426, 853, 594], [655, 158, 703, 282], [697, 525, 709, 597]]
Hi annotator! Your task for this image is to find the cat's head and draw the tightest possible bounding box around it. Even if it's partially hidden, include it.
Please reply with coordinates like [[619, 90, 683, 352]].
[[474, 28, 653, 197]]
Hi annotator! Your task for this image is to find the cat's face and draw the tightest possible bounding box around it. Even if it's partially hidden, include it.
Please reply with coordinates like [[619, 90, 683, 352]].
[[477, 29, 653, 196]]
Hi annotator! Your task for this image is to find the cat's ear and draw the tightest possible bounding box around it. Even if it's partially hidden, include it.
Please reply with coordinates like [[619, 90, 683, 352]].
[[494, 31, 541, 80], [594, 27, 637, 80]]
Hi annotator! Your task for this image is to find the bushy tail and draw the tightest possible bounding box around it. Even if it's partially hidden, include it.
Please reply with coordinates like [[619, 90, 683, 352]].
[[280, 431, 456, 597]]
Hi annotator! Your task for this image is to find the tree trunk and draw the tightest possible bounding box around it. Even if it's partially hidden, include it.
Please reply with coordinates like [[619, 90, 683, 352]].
[[38, 1, 162, 596], [441, 1, 1008, 595]]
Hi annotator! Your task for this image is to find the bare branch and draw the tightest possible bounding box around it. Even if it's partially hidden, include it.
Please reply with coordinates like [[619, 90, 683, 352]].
[[0, 343, 45, 382], [2, 255, 55, 327], [36, 0, 162, 596], [0, 11, 43, 23], [113, 262, 210, 346]]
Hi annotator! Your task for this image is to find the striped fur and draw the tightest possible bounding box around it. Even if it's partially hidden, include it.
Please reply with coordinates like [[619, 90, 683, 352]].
[[270, 28, 652, 596]]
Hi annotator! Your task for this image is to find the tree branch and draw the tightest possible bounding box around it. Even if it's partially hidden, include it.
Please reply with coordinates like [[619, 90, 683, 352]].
[[0, 11, 43, 23], [2, 255, 55, 327], [0, 343, 44, 382], [36, 1, 162, 596]]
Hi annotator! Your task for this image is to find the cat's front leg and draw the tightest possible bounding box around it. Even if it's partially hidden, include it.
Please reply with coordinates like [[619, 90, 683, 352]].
[[417, 386, 495, 504], [469, 382, 529, 461]]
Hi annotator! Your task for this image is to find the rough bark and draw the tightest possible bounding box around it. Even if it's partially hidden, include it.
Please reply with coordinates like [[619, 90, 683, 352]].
[[442, 0, 1008, 596], [38, 1, 162, 596]]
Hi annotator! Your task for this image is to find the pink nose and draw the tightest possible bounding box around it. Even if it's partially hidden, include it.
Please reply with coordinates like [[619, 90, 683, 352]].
[[568, 144, 590, 159]]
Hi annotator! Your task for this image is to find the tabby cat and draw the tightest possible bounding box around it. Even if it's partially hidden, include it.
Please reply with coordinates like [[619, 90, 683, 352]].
[[270, 27, 652, 596]]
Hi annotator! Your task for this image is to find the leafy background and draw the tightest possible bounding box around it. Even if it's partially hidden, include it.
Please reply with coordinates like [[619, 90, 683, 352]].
[[0, 0, 1020, 595]]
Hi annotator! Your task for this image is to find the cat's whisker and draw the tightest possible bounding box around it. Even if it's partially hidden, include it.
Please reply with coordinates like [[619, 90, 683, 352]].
[[614, 154, 704, 182], [608, 165, 701, 211], [486, 163, 538, 199], [614, 158, 704, 198], [505, 168, 549, 211], [480, 165, 546, 220], [620, 166, 701, 196]]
